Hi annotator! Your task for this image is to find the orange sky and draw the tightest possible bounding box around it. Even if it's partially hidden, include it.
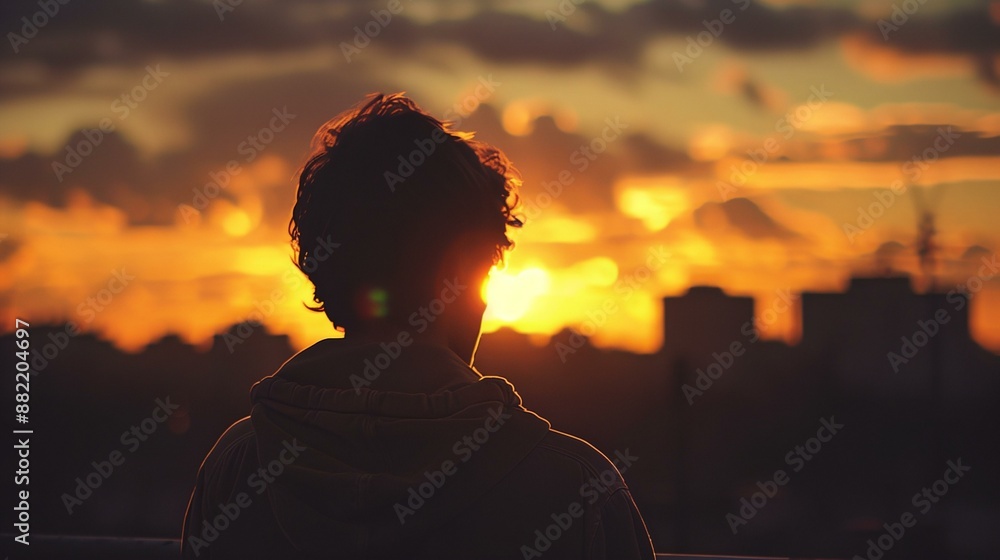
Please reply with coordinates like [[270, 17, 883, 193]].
[[1, 0, 999, 355]]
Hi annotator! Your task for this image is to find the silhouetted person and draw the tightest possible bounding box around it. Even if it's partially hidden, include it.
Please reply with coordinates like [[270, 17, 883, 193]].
[[181, 93, 654, 559]]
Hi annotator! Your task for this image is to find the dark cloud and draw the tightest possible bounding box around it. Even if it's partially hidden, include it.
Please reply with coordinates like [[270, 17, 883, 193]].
[[961, 244, 993, 261], [618, 133, 698, 174], [877, 125, 997, 159], [829, 125, 1000, 162], [850, 5, 1000, 89], [0, 65, 374, 225], [0, 129, 206, 224], [876, 240, 907, 254], [693, 197, 799, 239], [391, 9, 643, 66], [872, 240, 907, 272], [0, 92, 698, 226], [1, 0, 995, 82], [859, 5, 1000, 57], [1, 0, 994, 230], [738, 125, 1000, 164], [625, 0, 858, 50], [462, 105, 701, 215], [0, 0, 310, 74]]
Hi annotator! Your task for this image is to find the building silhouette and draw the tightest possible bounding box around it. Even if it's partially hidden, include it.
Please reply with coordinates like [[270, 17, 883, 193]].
[[5, 276, 998, 558], [658, 276, 999, 557]]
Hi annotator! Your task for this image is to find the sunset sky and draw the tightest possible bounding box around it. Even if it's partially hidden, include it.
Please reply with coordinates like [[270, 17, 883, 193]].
[[2, 0, 999, 354]]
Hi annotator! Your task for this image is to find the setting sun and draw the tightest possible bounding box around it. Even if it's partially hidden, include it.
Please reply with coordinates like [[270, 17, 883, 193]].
[[482, 266, 550, 325]]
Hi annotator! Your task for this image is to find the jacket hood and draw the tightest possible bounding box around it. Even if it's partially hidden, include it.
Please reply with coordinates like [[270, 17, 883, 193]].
[[248, 339, 551, 557]]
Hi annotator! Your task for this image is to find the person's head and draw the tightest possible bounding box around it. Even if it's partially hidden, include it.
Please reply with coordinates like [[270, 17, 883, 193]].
[[290, 93, 521, 362]]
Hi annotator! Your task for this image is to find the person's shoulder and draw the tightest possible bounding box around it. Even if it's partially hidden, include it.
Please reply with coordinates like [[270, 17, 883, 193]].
[[200, 417, 257, 477], [212, 416, 254, 449], [531, 429, 637, 492]]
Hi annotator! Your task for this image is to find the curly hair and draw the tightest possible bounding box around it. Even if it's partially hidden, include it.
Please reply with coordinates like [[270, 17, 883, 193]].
[[289, 93, 522, 332]]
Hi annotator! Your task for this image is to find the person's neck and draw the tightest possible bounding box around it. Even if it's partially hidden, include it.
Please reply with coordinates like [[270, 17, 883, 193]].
[[344, 321, 452, 352], [343, 313, 481, 366]]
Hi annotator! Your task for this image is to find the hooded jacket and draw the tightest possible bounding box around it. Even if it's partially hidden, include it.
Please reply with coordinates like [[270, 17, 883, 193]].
[[182, 339, 654, 559]]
